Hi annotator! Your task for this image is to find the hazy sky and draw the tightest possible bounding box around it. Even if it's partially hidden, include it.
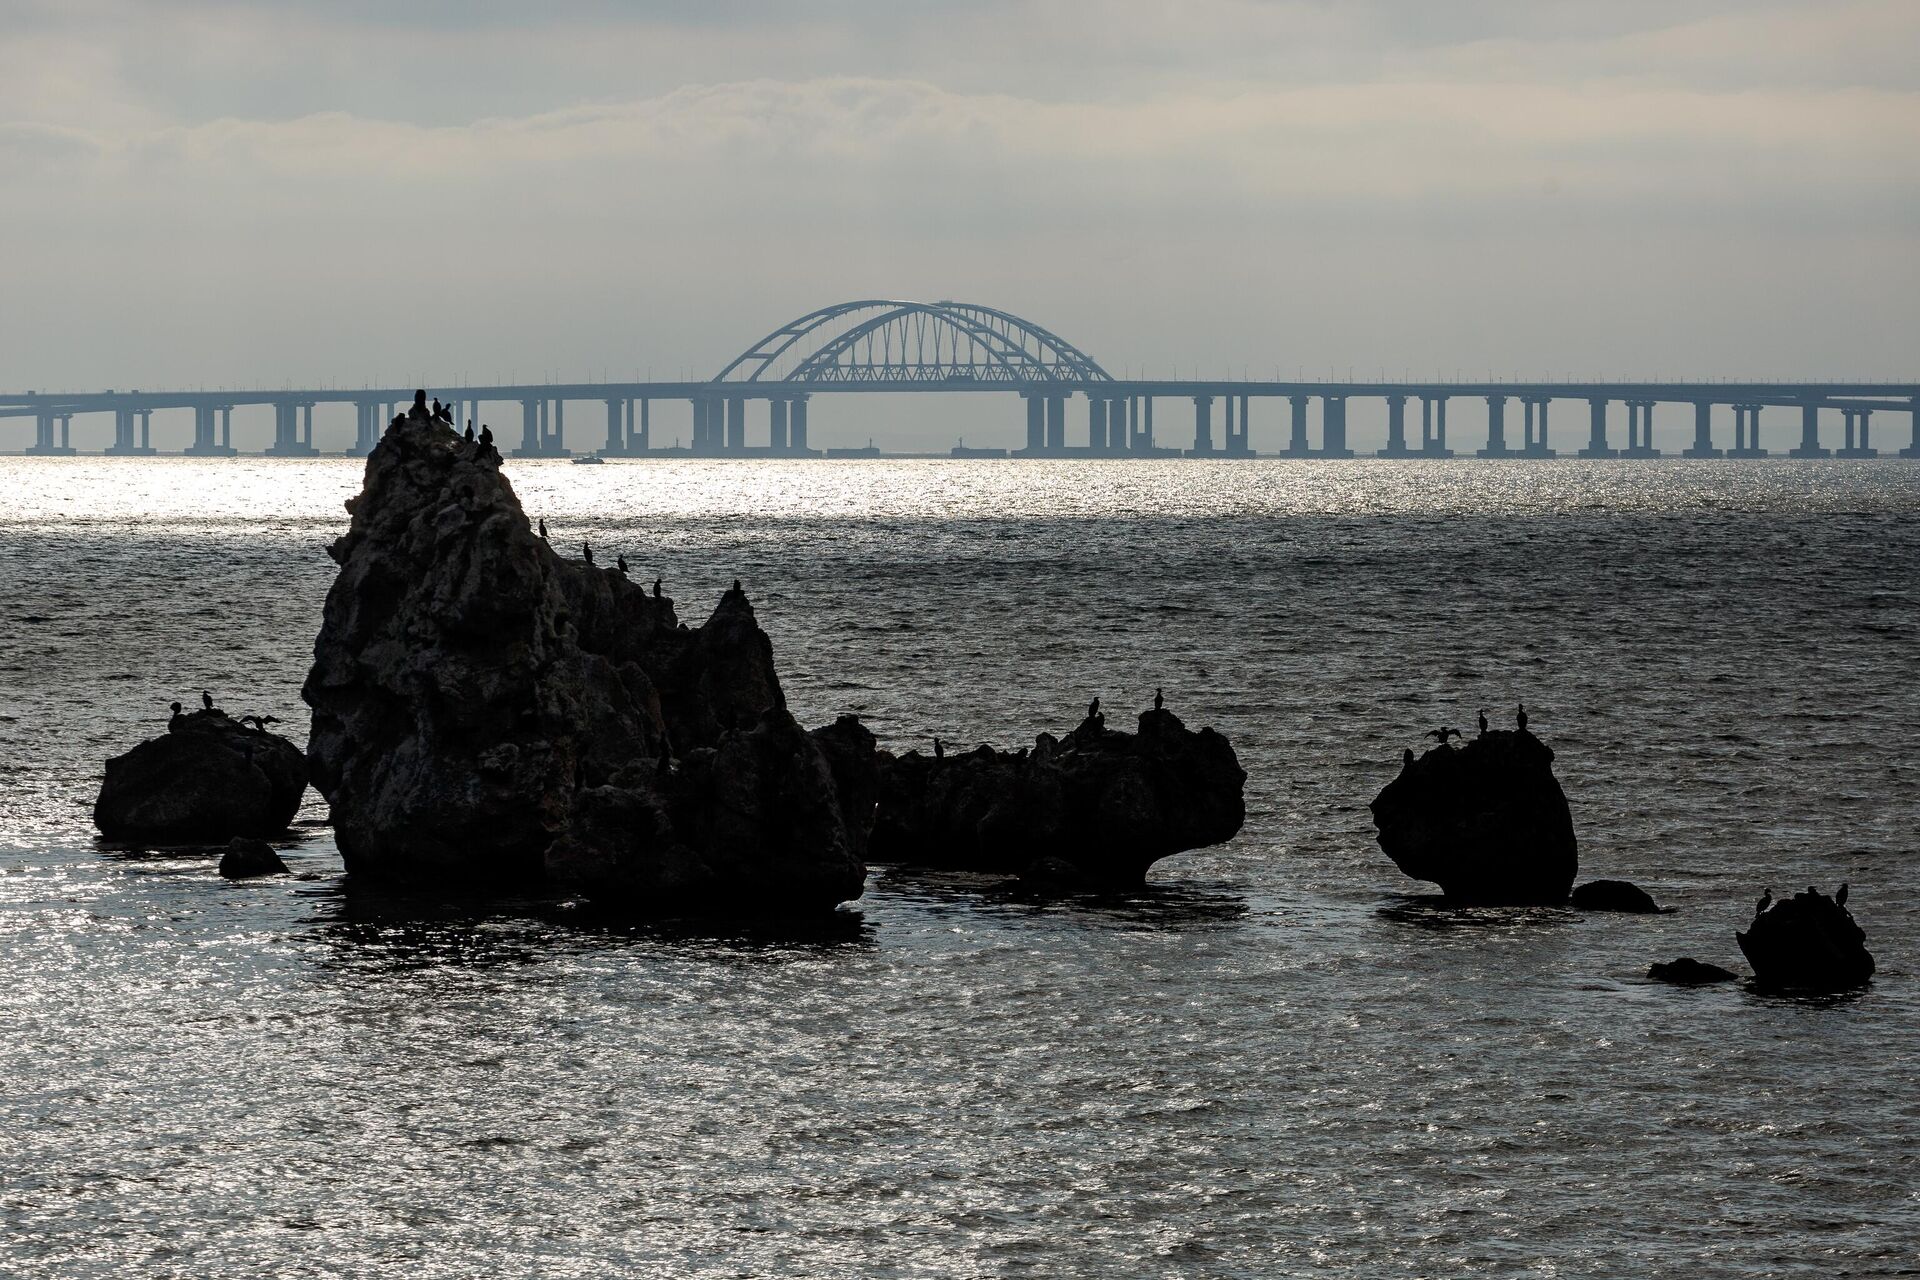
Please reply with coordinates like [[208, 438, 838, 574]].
[[3, 1, 1916, 449]]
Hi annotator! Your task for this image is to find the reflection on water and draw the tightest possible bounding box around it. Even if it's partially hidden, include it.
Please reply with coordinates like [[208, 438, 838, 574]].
[[2, 459, 1918, 1277]]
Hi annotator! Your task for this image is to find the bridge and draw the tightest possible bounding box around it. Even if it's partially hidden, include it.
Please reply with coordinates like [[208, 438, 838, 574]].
[[6, 299, 1918, 459]]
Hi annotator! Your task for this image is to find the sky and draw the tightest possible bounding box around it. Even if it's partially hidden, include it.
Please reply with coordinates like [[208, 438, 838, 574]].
[[2, 0, 1916, 450]]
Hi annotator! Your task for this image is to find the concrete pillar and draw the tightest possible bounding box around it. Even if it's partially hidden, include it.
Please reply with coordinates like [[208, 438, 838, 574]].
[[1143, 397, 1155, 449], [1191, 395, 1214, 453], [187, 403, 231, 456], [1580, 398, 1614, 458], [141, 410, 151, 451], [1088, 396, 1108, 451], [553, 399, 566, 452], [1838, 408, 1877, 458], [1233, 395, 1251, 453], [220, 406, 232, 450], [1521, 398, 1555, 456], [604, 399, 625, 454], [1905, 396, 1920, 458], [1791, 401, 1829, 458], [1222, 395, 1235, 452], [1684, 401, 1720, 458], [59, 415, 71, 450], [1286, 395, 1310, 456], [1437, 397, 1449, 453], [1122, 397, 1136, 452], [1025, 394, 1044, 451], [1378, 395, 1410, 457], [723, 398, 744, 452], [637, 400, 650, 451], [1477, 395, 1510, 457], [770, 398, 790, 451], [1320, 396, 1353, 456]]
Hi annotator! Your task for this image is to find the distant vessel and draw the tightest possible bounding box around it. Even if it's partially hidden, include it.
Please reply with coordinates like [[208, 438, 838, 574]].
[[571, 453, 605, 465]]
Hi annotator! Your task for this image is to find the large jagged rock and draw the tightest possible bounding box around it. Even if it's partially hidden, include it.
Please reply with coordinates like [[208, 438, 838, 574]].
[[301, 416, 866, 914], [1369, 728, 1577, 904], [94, 710, 308, 843], [869, 707, 1246, 887], [1737, 886, 1874, 992]]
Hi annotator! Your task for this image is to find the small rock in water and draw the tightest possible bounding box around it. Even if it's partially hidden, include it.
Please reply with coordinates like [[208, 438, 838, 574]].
[[1737, 885, 1874, 992], [869, 704, 1246, 889], [219, 837, 289, 879], [1571, 879, 1663, 914], [1648, 957, 1739, 985], [94, 710, 308, 843], [1369, 726, 1577, 904]]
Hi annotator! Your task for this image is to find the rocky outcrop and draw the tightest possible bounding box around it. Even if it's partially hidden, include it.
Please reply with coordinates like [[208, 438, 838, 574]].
[[1369, 729, 1577, 904], [1737, 886, 1874, 992], [94, 710, 308, 843], [868, 707, 1246, 887], [1571, 879, 1663, 914], [1649, 957, 1738, 986], [219, 837, 289, 879], [301, 416, 867, 914]]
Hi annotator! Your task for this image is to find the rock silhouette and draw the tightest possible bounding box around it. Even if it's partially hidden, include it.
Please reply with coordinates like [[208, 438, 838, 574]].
[[1649, 957, 1738, 985], [301, 415, 866, 914], [219, 836, 289, 879], [869, 705, 1245, 887], [1736, 885, 1874, 992], [1570, 879, 1663, 913], [94, 709, 308, 843], [1369, 727, 1577, 904]]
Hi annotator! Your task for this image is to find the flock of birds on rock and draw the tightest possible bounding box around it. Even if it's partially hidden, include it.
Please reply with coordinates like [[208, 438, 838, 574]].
[[1402, 703, 1529, 768], [388, 390, 501, 462], [535, 518, 668, 597], [167, 690, 280, 734], [926, 688, 1168, 763]]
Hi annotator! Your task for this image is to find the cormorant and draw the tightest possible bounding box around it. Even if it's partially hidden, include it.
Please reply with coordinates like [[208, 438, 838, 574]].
[[1837, 883, 1849, 907], [409, 390, 429, 420], [480, 424, 493, 446], [1153, 688, 1164, 711], [168, 701, 185, 730], [933, 737, 944, 761], [431, 397, 446, 422], [538, 518, 548, 540], [652, 578, 662, 599], [1426, 726, 1462, 744], [1516, 702, 1529, 731], [1478, 708, 1489, 735], [1088, 696, 1100, 720], [616, 555, 628, 575], [464, 423, 475, 443], [733, 578, 742, 592], [1756, 888, 1773, 916], [240, 714, 279, 732], [201, 690, 215, 711], [583, 541, 594, 566]]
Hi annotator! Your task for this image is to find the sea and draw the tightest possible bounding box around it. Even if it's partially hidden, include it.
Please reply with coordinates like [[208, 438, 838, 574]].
[[1, 456, 1916, 1278]]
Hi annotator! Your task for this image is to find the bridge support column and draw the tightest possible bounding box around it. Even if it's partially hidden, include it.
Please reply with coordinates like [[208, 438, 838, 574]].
[[1622, 401, 1661, 457], [220, 406, 232, 452], [1190, 395, 1213, 454], [1578, 398, 1615, 457], [603, 399, 625, 455], [302, 402, 314, 450], [790, 396, 809, 452], [141, 410, 152, 452], [1142, 397, 1155, 450], [1837, 409, 1877, 458], [516, 400, 540, 455], [1045, 396, 1066, 451], [107, 406, 153, 455], [1418, 396, 1453, 456], [1285, 395, 1310, 456], [1477, 395, 1511, 457], [268, 400, 315, 456], [1024, 394, 1044, 452], [1377, 395, 1411, 457], [1226, 395, 1252, 454], [769, 398, 790, 451], [27, 411, 76, 455], [1088, 396, 1108, 451], [1904, 396, 1920, 458], [1683, 401, 1721, 457], [1320, 396, 1353, 457], [636, 399, 650, 452], [186, 403, 233, 456], [1520, 398, 1555, 456], [724, 398, 745, 452], [1727, 404, 1766, 457], [1790, 401, 1828, 458], [1220, 395, 1236, 454]]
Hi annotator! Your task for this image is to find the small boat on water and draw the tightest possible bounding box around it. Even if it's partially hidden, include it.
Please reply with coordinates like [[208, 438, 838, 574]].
[[571, 453, 605, 465]]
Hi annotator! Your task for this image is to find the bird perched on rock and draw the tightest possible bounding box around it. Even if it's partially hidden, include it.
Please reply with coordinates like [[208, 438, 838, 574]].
[[1088, 696, 1100, 720], [615, 555, 628, 575], [239, 714, 281, 732], [1516, 702, 1529, 731], [733, 578, 742, 592], [1478, 708, 1489, 735], [932, 737, 944, 761], [409, 390, 429, 420], [583, 542, 594, 566], [201, 690, 216, 712], [168, 701, 185, 730], [1153, 688, 1164, 711], [479, 424, 493, 447], [1756, 888, 1773, 916], [464, 422, 475, 443], [652, 577, 662, 599], [1837, 883, 1849, 907], [1426, 726, 1462, 744], [537, 518, 548, 540]]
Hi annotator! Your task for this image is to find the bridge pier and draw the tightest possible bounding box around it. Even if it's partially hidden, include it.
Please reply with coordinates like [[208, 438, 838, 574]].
[[1283, 395, 1309, 456], [1477, 395, 1512, 457], [267, 400, 317, 456], [1683, 401, 1722, 458], [1578, 397, 1615, 457], [1088, 396, 1108, 452], [1318, 396, 1353, 457], [1790, 401, 1829, 458], [185, 403, 236, 456], [1024, 393, 1044, 452], [106, 406, 154, 455], [635, 399, 650, 452], [1905, 396, 1920, 458], [1726, 404, 1766, 457], [1836, 408, 1877, 458], [1142, 396, 1155, 450], [1520, 397, 1555, 457], [1621, 401, 1661, 457], [1190, 395, 1214, 454], [27, 411, 76, 455], [723, 397, 745, 453], [790, 396, 809, 452], [1418, 396, 1452, 456], [1376, 395, 1413, 457]]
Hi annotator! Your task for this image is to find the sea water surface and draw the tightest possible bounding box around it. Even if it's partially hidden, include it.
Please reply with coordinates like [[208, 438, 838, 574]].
[[1, 457, 1917, 1278]]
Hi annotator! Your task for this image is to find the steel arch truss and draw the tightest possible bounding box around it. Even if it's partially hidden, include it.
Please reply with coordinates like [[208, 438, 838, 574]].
[[712, 300, 1113, 386]]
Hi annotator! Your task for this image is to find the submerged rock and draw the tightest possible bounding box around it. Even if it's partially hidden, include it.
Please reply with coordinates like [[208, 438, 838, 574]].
[[94, 710, 307, 843], [869, 706, 1246, 887], [1648, 957, 1739, 986], [301, 416, 866, 914], [1571, 879, 1663, 914], [219, 836, 289, 879], [1737, 885, 1873, 992], [1369, 728, 1577, 904]]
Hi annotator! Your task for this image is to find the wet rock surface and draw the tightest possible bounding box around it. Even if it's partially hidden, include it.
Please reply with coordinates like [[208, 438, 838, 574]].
[[93, 710, 308, 843], [869, 707, 1246, 887], [301, 417, 866, 914], [1369, 728, 1577, 904], [1571, 879, 1663, 914], [1649, 957, 1739, 985], [219, 837, 289, 879], [1737, 886, 1874, 992]]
